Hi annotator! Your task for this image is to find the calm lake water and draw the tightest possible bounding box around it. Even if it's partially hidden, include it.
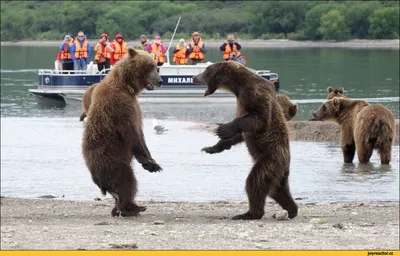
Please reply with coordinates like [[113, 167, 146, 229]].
[[1, 45, 399, 203]]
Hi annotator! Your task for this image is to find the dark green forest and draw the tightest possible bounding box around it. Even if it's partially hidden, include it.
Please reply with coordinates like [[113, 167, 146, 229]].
[[1, 1, 399, 41]]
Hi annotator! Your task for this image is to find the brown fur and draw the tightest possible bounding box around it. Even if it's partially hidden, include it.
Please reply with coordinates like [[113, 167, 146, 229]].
[[327, 86, 346, 100], [276, 94, 298, 121], [309, 86, 347, 121], [82, 47, 163, 217], [79, 83, 99, 121], [313, 98, 396, 165], [194, 61, 298, 220]]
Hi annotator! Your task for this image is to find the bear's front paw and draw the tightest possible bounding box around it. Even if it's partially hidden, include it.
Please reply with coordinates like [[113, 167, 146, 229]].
[[215, 123, 236, 140], [142, 160, 162, 173], [201, 146, 219, 154]]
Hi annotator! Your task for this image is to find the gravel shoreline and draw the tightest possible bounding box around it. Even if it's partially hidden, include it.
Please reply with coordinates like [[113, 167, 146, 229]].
[[1, 39, 399, 49], [188, 120, 400, 145], [0, 197, 398, 250]]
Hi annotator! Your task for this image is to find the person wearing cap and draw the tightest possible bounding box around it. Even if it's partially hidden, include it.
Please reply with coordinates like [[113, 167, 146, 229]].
[[173, 38, 188, 65], [110, 33, 127, 66], [59, 35, 75, 72], [72, 31, 91, 71], [187, 31, 206, 65], [220, 34, 242, 61], [93, 33, 114, 72], [146, 35, 166, 66], [136, 34, 150, 51]]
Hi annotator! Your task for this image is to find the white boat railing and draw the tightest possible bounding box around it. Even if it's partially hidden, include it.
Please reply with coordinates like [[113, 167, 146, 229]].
[[38, 68, 111, 76]]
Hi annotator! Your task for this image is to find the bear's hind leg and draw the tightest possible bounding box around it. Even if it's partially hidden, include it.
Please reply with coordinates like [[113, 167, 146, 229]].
[[378, 145, 392, 165], [270, 175, 298, 219], [232, 160, 273, 220], [114, 164, 146, 217], [356, 141, 373, 164]]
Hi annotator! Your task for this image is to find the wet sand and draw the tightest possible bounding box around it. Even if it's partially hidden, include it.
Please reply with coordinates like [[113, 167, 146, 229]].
[[190, 120, 400, 145], [0, 197, 398, 250], [1, 39, 399, 49]]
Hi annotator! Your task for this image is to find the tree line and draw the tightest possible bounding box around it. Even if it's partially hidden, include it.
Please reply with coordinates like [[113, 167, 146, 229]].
[[1, 1, 399, 42]]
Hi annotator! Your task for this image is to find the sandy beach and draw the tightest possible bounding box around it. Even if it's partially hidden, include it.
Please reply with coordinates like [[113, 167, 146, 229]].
[[1, 39, 399, 49], [0, 197, 399, 250], [189, 119, 400, 145]]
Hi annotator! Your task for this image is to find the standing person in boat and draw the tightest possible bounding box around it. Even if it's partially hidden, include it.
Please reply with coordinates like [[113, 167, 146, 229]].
[[173, 39, 189, 65], [187, 31, 206, 65], [110, 33, 128, 67], [136, 34, 150, 51], [59, 35, 75, 72], [72, 31, 91, 71], [146, 35, 166, 66], [93, 33, 114, 72], [220, 34, 242, 61]]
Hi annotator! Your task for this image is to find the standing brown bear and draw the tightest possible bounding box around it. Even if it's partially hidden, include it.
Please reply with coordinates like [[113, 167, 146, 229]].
[[79, 83, 99, 121], [82, 47, 163, 217], [313, 98, 396, 165], [193, 61, 298, 220], [276, 94, 298, 121]]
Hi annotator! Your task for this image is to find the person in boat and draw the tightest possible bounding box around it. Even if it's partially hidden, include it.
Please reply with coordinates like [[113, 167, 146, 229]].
[[146, 35, 166, 66], [220, 34, 242, 61], [187, 31, 206, 65], [136, 34, 150, 51], [59, 35, 75, 72], [55, 50, 63, 70], [93, 33, 114, 72], [173, 39, 189, 65], [72, 31, 91, 71], [110, 33, 127, 66]]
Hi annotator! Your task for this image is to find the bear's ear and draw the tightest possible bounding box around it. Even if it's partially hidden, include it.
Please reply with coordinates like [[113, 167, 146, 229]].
[[338, 87, 344, 93], [128, 47, 138, 58], [327, 86, 333, 93]]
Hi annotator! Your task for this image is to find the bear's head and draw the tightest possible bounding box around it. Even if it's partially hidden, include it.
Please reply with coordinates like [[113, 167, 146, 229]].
[[313, 97, 349, 121], [327, 86, 346, 100], [193, 61, 251, 97], [113, 47, 162, 94]]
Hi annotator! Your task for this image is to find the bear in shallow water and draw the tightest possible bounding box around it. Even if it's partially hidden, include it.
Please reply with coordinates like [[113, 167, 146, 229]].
[[313, 97, 396, 165]]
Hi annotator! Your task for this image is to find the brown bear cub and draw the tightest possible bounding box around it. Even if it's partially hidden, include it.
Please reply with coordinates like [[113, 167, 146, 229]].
[[327, 86, 346, 100], [309, 86, 347, 121], [82, 47, 163, 217], [313, 97, 396, 165], [193, 61, 298, 220], [79, 83, 99, 121], [276, 94, 298, 121]]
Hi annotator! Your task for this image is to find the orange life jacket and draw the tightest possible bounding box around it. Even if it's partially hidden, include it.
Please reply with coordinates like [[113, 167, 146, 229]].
[[94, 42, 112, 62], [60, 42, 73, 60], [173, 45, 188, 64], [113, 41, 127, 61], [150, 43, 165, 64], [74, 39, 88, 59], [189, 39, 205, 60], [223, 43, 241, 60]]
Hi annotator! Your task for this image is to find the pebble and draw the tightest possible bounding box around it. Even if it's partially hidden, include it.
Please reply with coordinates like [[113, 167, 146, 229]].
[[351, 212, 358, 216], [273, 210, 289, 221], [153, 220, 165, 225], [309, 218, 328, 225], [332, 223, 344, 229]]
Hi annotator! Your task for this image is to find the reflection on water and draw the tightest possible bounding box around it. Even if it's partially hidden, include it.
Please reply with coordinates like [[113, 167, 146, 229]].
[[1, 117, 398, 203]]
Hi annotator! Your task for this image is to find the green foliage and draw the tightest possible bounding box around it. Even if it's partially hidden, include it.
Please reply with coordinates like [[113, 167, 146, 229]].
[[318, 9, 350, 41], [369, 7, 400, 39], [0, 1, 399, 41]]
